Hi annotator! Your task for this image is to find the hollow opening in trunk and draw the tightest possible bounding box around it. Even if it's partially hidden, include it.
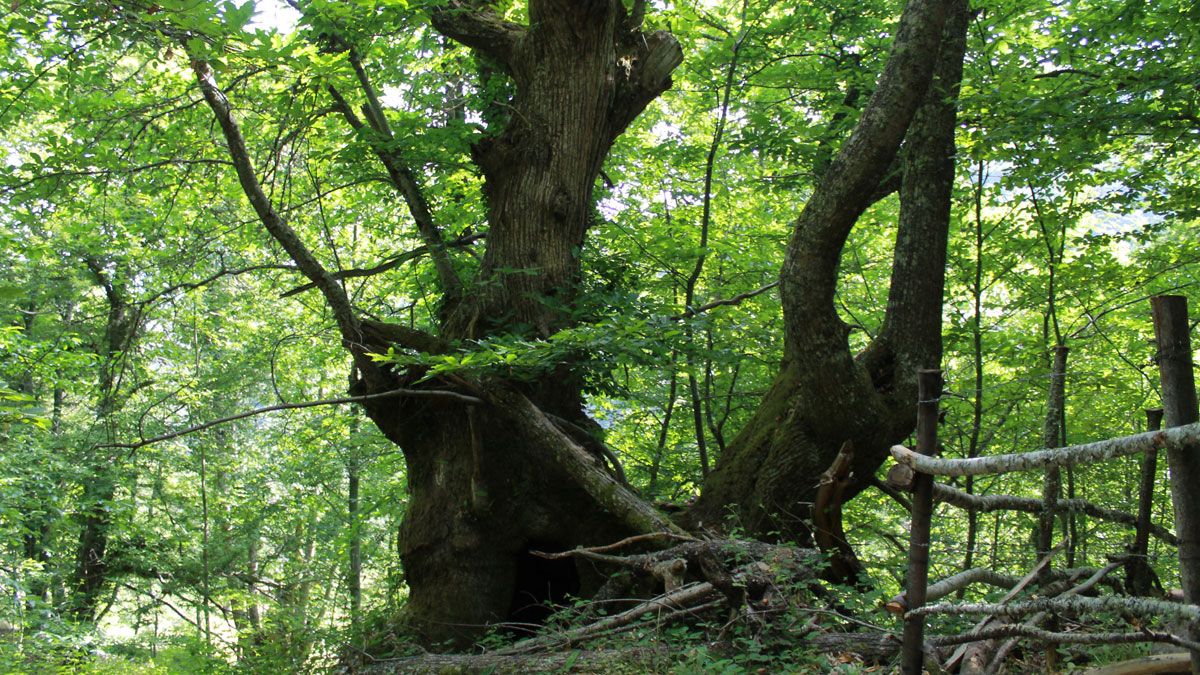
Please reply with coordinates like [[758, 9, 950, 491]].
[[506, 541, 580, 631]]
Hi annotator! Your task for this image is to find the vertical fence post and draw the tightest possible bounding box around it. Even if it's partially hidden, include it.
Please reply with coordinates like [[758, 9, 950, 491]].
[[901, 368, 942, 674], [1127, 408, 1162, 596], [1037, 344, 1069, 670], [1150, 295, 1200, 674]]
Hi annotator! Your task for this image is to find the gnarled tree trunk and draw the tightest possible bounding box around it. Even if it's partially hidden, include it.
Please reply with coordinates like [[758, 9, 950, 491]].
[[196, 0, 681, 648], [192, 0, 967, 649]]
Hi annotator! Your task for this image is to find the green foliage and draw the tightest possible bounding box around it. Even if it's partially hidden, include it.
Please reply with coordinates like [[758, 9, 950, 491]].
[[1, 0, 1199, 670]]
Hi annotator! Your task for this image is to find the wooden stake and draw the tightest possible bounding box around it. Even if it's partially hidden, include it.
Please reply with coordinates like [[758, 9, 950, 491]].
[[1126, 408, 1162, 596], [1150, 295, 1200, 674], [901, 368, 942, 674]]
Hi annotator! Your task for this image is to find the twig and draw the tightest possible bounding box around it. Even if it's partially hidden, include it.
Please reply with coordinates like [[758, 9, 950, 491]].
[[532, 532, 696, 560], [103, 387, 482, 451], [673, 281, 779, 320], [496, 583, 720, 655]]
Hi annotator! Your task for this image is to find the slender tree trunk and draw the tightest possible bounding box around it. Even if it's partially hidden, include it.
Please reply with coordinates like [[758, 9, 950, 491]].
[[347, 455, 362, 627], [71, 263, 137, 621], [963, 160, 987, 579], [1150, 295, 1200, 673], [1038, 344, 1068, 671], [1127, 408, 1163, 596], [649, 351, 680, 495]]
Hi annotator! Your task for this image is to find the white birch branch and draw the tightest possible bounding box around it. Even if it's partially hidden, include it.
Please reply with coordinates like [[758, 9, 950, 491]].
[[891, 422, 1200, 477], [911, 595, 1200, 627], [930, 625, 1200, 652]]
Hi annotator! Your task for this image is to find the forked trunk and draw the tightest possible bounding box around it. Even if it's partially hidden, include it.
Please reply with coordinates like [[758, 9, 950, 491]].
[[685, 0, 968, 542]]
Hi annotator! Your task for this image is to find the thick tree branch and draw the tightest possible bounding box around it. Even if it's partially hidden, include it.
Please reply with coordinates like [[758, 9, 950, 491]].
[[360, 319, 452, 355], [872, 0, 967, 378], [429, 1, 525, 70], [326, 84, 462, 295], [487, 386, 683, 536], [609, 30, 684, 140], [190, 58, 369, 363], [780, 0, 951, 357], [886, 568, 1021, 614]]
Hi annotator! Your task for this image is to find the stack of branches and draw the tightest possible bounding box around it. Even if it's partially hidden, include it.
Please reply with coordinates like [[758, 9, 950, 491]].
[[360, 535, 907, 673], [885, 548, 1198, 673]]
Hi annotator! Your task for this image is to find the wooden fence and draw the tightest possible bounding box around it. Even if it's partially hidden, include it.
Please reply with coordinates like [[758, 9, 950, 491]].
[[889, 295, 1200, 674]]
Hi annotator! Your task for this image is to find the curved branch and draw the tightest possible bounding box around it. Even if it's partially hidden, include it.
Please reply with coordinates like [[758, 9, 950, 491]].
[[780, 0, 951, 357]]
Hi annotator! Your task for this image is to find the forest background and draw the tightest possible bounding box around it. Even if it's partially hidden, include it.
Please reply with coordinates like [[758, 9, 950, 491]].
[[1, 0, 1198, 671]]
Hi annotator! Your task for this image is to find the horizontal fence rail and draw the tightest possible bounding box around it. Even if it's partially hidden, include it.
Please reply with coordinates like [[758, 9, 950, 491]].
[[890, 421, 1200, 477]]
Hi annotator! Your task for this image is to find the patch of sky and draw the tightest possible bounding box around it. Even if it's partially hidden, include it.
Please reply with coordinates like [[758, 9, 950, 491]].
[[248, 0, 300, 35]]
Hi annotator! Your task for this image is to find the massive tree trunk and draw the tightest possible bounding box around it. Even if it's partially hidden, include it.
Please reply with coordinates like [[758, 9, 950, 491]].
[[194, 0, 681, 648], [371, 0, 682, 646], [685, 0, 969, 542]]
